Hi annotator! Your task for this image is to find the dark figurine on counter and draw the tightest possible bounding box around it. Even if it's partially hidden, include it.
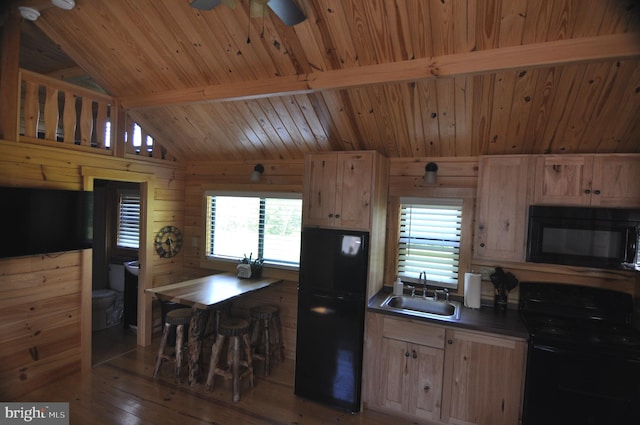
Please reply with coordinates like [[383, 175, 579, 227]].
[[490, 267, 518, 312]]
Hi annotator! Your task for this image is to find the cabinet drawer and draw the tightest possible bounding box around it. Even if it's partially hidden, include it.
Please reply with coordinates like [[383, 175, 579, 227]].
[[382, 316, 445, 349]]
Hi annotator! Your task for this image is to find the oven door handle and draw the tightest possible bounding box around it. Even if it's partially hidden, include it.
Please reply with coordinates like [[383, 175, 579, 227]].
[[532, 344, 573, 355]]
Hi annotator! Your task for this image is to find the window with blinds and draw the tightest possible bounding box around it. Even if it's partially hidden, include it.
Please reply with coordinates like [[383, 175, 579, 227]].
[[117, 192, 140, 249], [206, 193, 302, 267], [397, 198, 463, 289]]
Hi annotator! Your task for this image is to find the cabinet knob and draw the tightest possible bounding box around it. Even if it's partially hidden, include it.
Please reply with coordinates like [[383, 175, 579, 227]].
[[593, 190, 601, 195], [412, 350, 417, 359], [584, 189, 591, 194], [405, 351, 410, 357], [335, 214, 340, 218], [479, 243, 485, 248], [328, 213, 334, 218], [447, 339, 453, 345], [424, 385, 430, 392]]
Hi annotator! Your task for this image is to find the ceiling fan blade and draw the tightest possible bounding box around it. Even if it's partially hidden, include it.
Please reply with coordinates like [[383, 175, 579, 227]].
[[267, 0, 306, 26], [190, 0, 222, 10]]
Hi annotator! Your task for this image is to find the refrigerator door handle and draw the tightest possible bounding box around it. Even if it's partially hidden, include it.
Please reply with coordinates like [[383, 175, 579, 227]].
[[315, 293, 345, 300]]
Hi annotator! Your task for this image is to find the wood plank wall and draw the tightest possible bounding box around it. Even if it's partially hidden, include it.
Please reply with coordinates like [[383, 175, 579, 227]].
[[385, 156, 636, 304], [0, 139, 184, 399], [183, 155, 639, 361], [181, 156, 480, 359], [2, 146, 638, 398], [182, 159, 305, 360], [383, 157, 480, 295]]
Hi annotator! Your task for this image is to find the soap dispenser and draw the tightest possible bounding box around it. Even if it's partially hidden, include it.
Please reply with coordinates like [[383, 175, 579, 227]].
[[393, 278, 404, 295]]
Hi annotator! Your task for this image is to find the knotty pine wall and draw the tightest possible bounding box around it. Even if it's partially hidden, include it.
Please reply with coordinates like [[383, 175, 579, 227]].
[[183, 155, 639, 360], [183, 159, 304, 361], [0, 139, 185, 399], [3, 146, 638, 398], [388, 157, 637, 304], [183, 157, 481, 360]]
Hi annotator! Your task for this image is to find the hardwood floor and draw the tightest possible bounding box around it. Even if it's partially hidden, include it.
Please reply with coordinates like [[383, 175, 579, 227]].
[[17, 336, 416, 425], [92, 324, 138, 366]]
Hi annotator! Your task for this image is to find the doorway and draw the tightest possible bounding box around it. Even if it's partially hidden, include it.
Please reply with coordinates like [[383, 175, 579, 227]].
[[91, 179, 140, 365]]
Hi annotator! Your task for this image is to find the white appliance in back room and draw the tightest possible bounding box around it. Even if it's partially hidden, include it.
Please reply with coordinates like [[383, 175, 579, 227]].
[[91, 264, 125, 331]]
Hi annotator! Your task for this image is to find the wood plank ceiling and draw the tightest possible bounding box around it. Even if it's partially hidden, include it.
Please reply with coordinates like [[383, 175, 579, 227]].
[[9, 0, 640, 161]]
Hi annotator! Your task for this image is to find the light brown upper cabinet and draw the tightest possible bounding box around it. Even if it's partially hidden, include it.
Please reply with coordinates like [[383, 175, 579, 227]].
[[474, 156, 535, 262], [534, 154, 640, 208], [302, 151, 388, 231]]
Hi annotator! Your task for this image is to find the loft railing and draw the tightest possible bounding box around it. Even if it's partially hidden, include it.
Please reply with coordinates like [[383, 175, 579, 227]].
[[17, 69, 174, 162]]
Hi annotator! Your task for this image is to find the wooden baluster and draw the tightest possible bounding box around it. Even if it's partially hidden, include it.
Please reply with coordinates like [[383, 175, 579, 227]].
[[44, 86, 59, 141], [63, 92, 77, 144], [141, 129, 151, 156], [79, 97, 93, 146], [126, 121, 138, 154], [152, 140, 163, 159], [95, 102, 108, 149], [23, 80, 39, 138]]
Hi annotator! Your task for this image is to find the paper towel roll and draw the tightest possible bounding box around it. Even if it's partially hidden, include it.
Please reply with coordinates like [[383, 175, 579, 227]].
[[464, 272, 482, 309]]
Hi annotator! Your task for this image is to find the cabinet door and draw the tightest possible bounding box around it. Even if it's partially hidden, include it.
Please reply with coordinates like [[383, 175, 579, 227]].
[[381, 337, 444, 421], [590, 155, 640, 208], [335, 153, 373, 230], [474, 156, 533, 261], [441, 330, 525, 425], [534, 155, 592, 205], [381, 337, 409, 413], [303, 153, 338, 227], [414, 343, 444, 421]]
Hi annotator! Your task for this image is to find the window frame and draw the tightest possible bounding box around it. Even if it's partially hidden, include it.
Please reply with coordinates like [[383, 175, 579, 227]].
[[116, 190, 141, 250], [396, 197, 464, 290], [204, 191, 303, 271]]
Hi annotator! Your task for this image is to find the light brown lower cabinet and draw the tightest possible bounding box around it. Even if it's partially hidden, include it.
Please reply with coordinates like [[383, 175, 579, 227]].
[[441, 329, 526, 425], [364, 313, 526, 425], [381, 336, 445, 421]]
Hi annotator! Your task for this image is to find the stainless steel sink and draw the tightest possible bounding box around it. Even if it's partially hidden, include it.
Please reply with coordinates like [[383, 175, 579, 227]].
[[380, 294, 461, 320]]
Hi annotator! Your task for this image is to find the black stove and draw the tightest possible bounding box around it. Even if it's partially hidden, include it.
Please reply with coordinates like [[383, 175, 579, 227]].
[[519, 282, 640, 425]]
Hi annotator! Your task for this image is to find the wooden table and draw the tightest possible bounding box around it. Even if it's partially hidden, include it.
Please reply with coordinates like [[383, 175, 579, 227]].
[[146, 272, 281, 386]]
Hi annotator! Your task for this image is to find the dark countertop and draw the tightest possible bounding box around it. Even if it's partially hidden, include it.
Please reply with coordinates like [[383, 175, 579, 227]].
[[368, 287, 529, 340]]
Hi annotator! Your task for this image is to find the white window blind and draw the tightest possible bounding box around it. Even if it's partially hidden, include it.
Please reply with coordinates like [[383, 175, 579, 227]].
[[117, 192, 140, 249], [206, 194, 302, 267], [397, 198, 462, 288]]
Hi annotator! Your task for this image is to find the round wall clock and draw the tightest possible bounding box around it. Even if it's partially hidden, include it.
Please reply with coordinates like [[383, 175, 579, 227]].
[[154, 225, 183, 258]]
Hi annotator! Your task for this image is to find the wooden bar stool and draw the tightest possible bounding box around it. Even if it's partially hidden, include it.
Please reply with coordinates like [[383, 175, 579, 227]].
[[205, 318, 254, 402], [204, 302, 231, 339], [153, 307, 193, 383], [249, 305, 285, 377]]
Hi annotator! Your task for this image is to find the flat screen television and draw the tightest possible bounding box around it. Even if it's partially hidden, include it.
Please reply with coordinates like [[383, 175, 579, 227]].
[[0, 187, 93, 258]]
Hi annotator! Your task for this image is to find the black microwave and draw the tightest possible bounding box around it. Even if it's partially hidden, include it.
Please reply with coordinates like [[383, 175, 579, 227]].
[[526, 205, 640, 271]]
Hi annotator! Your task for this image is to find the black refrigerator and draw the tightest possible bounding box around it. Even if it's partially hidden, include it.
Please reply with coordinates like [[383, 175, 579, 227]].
[[294, 227, 369, 412]]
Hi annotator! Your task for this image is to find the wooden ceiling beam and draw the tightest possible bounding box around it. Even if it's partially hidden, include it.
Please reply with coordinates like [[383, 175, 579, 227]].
[[120, 33, 640, 110]]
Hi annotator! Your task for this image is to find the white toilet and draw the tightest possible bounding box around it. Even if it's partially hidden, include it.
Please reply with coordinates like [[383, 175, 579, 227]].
[[92, 264, 126, 331]]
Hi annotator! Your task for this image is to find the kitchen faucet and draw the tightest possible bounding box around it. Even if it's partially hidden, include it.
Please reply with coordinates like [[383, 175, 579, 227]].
[[419, 271, 429, 298], [434, 288, 450, 302]]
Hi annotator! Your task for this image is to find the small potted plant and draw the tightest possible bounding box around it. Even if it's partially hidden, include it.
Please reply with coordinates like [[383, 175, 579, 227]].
[[238, 253, 263, 279]]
